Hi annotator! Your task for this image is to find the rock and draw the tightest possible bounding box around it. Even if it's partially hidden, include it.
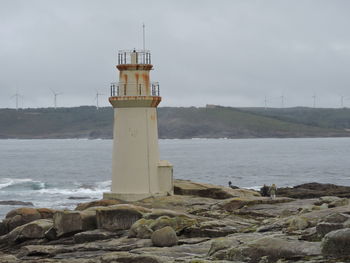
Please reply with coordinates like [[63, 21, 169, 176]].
[[185, 220, 237, 238], [151, 226, 178, 247], [328, 198, 349, 208], [101, 251, 169, 263], [17, 219, 53, 241], [318, 196, 342, 204], [36, 208, 57, 219], [0, 200, 33, 206], [44, 226, 57, 240], [323, 212, 350, 223], [286, 216, 310, 231], [128, 218, 154, 239], [1, 219, 53, 244], [4, 207, 41, 232], [0, 252, 18, 262], [75, 199, 124, 211], [95, 205, 148, 231], [174, 179, 260, 199], [74, 229, 123, 243], [145, 208, 190, 220], [149, 215, 197, 234], [257, 223, 283, 233], [316, 222, 344, 238], [96, 205, 145, 231], [278, 183, 350, 199], [0, 222, 7, 236], [322, 228, 350, 256], [226, 236, 321, 262], [300, 227, 319, 242], [68, 196, 90, 200], [17, 244, 73, 258], [217, 197, 293, 212], [208, 237, 239, 256], [53, 210, 97, 237]]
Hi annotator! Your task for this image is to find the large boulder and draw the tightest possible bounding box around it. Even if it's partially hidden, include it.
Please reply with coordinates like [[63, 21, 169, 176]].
[[129, 218, 154, 239], [322, 228, 350, 256], [225, 236, 321, 262], [3, 208, 41, 232], [174, 179, 259, 199], [36, 208, 57, 219], [1, 207, 57, 235], [0, 219, 53, 244], [151, 226, 178, 247], [53, 210, 96, 237], [75, 199, 123, 211], [323, 212, 350, 223], [316, 222, 344, 238], [96, 205, 147, 231]]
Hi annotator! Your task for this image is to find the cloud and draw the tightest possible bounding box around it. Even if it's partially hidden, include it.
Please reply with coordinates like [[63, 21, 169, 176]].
[[0, 0, 350, 108]]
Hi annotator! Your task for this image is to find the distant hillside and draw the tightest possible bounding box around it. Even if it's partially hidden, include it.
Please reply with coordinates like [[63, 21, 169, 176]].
[[0, 106, 349, 139], [238, 107, 350, 129]]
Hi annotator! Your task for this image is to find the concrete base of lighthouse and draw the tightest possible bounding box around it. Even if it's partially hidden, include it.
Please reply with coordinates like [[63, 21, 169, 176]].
[[104, 102, 174, 202], [103, 161, 173, 202]]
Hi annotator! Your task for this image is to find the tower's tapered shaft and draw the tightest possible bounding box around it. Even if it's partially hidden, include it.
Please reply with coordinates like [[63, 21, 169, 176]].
[[104, 50, 173, 202]]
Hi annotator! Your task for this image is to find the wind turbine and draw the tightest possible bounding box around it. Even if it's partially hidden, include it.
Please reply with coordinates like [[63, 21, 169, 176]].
[[51, 89, 62, 109], [11, 90, 22, 110], [264, 96, 268, 110], [312, 93, 317, 108], [95, 90, 104, 110], [280, 94, 285, 108], [340, 95, 348, 108]]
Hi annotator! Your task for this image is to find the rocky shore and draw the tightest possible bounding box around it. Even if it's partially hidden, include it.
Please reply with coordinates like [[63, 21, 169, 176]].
[[1, 180, 350, 262]]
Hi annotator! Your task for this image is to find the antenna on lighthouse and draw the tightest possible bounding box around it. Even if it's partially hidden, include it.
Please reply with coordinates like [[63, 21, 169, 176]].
[[142, 23, 146, 50], [95, 90, 104, 110], [51, 89, 62, 109], [11, 90, 22, 110]]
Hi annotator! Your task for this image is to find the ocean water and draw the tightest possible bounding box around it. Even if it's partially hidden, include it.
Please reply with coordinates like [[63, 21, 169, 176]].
[[0, 138, 350, 218]]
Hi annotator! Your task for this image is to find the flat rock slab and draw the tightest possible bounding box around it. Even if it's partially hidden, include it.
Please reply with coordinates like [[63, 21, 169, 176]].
[[174, 179, 259, 199], [130, 240, 212, 259]]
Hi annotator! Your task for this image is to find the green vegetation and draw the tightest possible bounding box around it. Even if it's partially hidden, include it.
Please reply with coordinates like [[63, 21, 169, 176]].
[[0, 106, 349, 139]]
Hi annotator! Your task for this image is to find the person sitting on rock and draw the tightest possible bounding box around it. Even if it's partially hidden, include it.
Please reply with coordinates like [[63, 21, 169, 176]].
[[269, 184, 277, 200], [260, 184, 269, 197], [228, 181, 239, 189]]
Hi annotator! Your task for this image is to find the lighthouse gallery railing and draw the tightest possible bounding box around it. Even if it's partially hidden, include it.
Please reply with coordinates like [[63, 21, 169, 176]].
[[110, 82, 160, 97]]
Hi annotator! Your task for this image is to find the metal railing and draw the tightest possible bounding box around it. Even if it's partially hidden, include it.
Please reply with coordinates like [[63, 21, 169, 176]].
[[110, 82, 160, 96], [151, 82, 160, 96], [118, 50, 151, 65]]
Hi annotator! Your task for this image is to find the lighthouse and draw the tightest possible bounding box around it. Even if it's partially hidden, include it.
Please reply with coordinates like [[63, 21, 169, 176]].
[[103, 49, 173, 202]]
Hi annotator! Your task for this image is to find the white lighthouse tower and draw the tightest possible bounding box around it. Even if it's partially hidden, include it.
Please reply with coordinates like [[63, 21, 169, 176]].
[[103, 49, 173, 202]]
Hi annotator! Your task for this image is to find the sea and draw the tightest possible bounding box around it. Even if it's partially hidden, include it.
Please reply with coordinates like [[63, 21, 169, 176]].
[[0, 138, 350, 218]]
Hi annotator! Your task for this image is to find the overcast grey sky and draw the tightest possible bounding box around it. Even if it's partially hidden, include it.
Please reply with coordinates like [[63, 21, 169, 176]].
[[1, 0, 350, 108]]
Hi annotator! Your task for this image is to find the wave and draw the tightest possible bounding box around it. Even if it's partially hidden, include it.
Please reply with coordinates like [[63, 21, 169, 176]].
[[0, 178, 47, 191]]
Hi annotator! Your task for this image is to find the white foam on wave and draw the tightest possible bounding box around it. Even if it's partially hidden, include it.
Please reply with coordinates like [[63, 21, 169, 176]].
[[0, 178, 35, 190], [35, 180, 111, 197]]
